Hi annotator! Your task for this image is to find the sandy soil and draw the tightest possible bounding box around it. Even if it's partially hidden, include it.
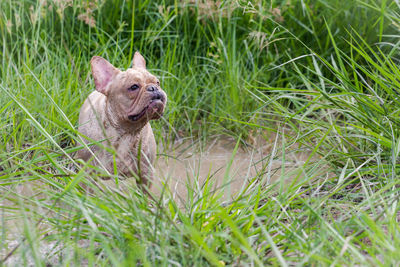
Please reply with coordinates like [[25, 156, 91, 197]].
[[152, 135, 311, 205]]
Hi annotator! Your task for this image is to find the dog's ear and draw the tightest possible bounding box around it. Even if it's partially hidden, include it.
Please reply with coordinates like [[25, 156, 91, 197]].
[[132, 52, 146, 69], [91, 56, 119, 95]]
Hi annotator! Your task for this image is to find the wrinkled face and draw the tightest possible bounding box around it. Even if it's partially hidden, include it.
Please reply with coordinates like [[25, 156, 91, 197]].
[[90, 53, 167, 126], [107, 67, 167, 124]]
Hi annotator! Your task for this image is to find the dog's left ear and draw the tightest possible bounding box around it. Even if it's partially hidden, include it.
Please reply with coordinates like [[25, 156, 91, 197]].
[[132, 52, 146, 69], [91, 56, 119, 96]]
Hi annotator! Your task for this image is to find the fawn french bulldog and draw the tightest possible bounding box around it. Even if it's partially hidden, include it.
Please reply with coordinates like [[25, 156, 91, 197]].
[[77, 52, 167, 186]]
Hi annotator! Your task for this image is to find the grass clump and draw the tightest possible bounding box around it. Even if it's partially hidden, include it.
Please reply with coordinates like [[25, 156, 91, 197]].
[[1, 0, 400, 266]]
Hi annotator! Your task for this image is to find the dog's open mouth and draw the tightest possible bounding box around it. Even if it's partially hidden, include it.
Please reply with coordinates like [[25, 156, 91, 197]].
[[128, 99, 164, 122], [128, 106, 148, 121]]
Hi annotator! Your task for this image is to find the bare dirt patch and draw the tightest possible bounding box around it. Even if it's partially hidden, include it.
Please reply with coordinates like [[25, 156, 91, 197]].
[[152, 135, 312, 205]]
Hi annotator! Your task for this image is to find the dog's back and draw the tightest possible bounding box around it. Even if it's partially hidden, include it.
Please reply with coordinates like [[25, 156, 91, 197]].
[[76, 90, 106, 161]]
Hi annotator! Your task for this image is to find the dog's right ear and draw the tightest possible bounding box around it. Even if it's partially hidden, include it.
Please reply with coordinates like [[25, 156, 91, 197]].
[[91, 56, 119, 95], [132, 52, 146, 69]]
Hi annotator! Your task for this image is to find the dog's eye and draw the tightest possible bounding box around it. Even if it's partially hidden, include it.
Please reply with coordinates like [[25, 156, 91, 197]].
[[128, 84, 140, 91], [156, 81, 160, 86]]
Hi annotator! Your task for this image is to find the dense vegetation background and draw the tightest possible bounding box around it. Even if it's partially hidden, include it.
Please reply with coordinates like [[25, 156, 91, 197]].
[[1, 0, 400, 265]]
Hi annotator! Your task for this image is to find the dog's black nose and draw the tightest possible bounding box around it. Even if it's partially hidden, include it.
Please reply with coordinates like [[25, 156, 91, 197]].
[[151, 92, 164, 101], [147, 85, 157, 92]]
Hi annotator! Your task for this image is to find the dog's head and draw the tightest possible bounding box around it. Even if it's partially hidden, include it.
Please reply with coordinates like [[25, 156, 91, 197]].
[[91, 52, 167, 126]]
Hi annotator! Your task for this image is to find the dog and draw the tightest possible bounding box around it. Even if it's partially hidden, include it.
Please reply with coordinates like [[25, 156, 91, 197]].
[[76, 52, 167, 187]]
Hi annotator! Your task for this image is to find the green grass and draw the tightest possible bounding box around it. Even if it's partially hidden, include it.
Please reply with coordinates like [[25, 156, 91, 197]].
[[1, 0, 400, 265]]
